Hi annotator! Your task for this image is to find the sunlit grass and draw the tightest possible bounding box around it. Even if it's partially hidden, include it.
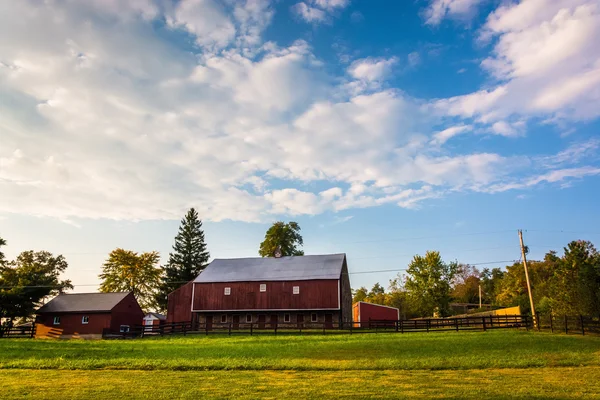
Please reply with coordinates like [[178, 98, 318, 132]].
[[1, 330, 599, 371], [1, 367, 599, 399]]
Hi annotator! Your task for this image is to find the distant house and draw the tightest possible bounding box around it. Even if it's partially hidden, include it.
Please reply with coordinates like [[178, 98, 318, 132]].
[[167, 254, 352, 329], [143, 312, 166, 329], [35, 292, 144, 339], [352, 301, 400, 328]]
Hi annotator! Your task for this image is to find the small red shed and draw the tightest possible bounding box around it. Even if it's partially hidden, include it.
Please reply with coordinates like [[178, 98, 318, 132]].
[[352, 301, 400, 328], [35, 292, 144, 339]]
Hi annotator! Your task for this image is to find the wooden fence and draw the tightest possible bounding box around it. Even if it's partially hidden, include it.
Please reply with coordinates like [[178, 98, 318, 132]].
[[0, 325, 36, 338], [101, 314, 532, 339], [535, 314, 600, 336]]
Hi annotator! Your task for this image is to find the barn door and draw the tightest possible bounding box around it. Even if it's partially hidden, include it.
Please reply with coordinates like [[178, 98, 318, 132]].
[[232, 315, 239, 330], [258, 315, 266, 329], [325, 314, 333, 329], [297, 314, 304, 329], [270, 314, 278, 329], [205, 315, 213, 331]]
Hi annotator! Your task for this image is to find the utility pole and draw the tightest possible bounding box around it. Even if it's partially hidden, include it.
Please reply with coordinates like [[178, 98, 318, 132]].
[[478, 284, 482, 309], [518, 230, 537, 328]]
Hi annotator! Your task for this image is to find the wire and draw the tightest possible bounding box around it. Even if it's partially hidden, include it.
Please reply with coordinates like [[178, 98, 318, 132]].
[[0, 259, 518, 289], [39, 229, 520, 256]]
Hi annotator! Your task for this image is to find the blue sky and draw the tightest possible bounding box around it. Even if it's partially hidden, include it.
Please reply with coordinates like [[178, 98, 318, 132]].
[[1, 0, 600, 292]]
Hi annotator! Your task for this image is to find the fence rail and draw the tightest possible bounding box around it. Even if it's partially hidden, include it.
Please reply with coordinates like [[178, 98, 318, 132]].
[[535, 314, 600, 336], [0, 325, 36, 338], [98, 315, 533, 339]]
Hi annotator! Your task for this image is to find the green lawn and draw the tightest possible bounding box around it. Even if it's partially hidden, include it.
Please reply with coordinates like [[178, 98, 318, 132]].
[[1, 331, 599, 399]]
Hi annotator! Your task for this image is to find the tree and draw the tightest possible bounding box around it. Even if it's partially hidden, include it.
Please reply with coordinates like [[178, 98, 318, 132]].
[[0, 236, 6, 264], [366, 283, 387, 305], [1, 250, 72, 331], [99, 249, 161, 311], [352, 287, 368, 303], [451, 265, 481, 304], [155, 208, 210, 311], [550, 240, 600, 316], [259, 221, 304, 257], [404, 251, 458, 317], [480, 267, 504, 305]]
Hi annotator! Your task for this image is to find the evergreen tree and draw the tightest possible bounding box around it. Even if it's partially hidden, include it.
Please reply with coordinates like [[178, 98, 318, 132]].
[[156, 208, 210, 311]]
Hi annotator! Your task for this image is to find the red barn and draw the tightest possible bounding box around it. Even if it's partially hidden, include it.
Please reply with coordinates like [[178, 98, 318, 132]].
[[35, 292, 144, 339], [352, 301, 400, 328], [167, 254, 352, 329]]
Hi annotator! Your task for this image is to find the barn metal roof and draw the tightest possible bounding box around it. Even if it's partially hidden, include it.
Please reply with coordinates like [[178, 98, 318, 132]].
[[36, 292, 131, 313], [193, 254, 346, 283]]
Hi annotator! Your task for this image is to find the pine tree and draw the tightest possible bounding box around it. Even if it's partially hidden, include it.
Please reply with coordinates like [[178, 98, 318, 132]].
[[156, 208, 210, 311]]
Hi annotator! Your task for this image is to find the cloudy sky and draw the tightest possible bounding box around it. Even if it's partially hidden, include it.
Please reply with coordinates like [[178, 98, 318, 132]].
[[2, 0, 600, 292]]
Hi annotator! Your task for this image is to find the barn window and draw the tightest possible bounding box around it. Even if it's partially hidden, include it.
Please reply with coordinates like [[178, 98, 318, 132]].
[[224, 287, 231, 295], [311, 313, 318, 322], [260, 283, 266, 292], [82, 316, 89, 324], [53, 316, 60, 325], [284, 314, 290, 323], [246, 314, 252, 323], [120, 325, 130, 333], [293, 286, 300, 295], [221, 315, 227, 323]]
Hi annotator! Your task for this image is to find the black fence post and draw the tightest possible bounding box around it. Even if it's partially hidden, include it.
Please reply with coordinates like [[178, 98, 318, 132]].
[[250, 323, 253, 336], [482, 317, 487, 332], [580, 315, 585, 336], [455, 318, 459, 332], [228, 322, 232, 336]]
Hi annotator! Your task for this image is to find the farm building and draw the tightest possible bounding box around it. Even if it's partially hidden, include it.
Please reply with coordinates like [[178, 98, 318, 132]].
[[143, 312, 166, 328], [35, 292, 144, 339], [167, 253, 352, 329], [352, 301, 400, 328]]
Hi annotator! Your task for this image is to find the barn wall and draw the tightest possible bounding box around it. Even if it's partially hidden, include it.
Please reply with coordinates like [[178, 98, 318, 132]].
[[193, 280, 339, 311], [356, 302, 400, 327], [167, 281, 194, 323], [110, 292, 144, 332], [196, 311, 340, 326], [35, 313, 111, 338], [339, 258, 353, 324]]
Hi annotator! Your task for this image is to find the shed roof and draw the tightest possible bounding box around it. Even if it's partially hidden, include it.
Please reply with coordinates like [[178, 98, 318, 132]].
[[36, 292, 131, 314], [194, 254, 346, 283], [145, 312, 166, 320]]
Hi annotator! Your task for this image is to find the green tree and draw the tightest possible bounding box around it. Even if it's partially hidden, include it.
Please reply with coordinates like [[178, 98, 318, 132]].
[[404, 251, 458, 317], [0, 236, 6, 264], [550, 240, 600, 316], [99, 249, 161, 311], [155, 208, 210, 311], [352, 287, 368, 303], [451, 265, 481, 304], [366, 282, 387, 305], [259, 221, 304, 257], [480, 267, 504, 305], [1, 250, 72, 332]]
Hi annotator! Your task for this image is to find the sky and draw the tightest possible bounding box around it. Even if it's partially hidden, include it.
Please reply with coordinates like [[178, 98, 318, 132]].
[[1, 0, 600, 293]]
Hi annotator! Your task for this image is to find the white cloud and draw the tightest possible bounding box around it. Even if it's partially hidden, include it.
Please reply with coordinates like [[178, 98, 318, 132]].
[[431, 124, 472, 145], [0, 0, 598, 224], [424, 0, 483, 26], [292, 0, 349, 24], [348, 57, 397, 81], [436, 1, 600, 125]]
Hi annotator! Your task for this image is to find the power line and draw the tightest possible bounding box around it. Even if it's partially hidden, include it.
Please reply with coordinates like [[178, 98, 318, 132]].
[[0, 259, 518, 289]]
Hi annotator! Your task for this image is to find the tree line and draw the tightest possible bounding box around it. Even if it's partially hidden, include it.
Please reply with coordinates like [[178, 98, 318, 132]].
[[0, 215, 303, 326], [353, 240, 600, 318]]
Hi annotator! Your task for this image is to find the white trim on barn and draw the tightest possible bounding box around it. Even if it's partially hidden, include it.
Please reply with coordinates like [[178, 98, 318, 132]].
[[191, 307, 340, 312]]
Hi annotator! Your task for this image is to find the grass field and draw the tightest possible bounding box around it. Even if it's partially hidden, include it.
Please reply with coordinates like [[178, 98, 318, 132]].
[[1, 331, 599, 399]]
